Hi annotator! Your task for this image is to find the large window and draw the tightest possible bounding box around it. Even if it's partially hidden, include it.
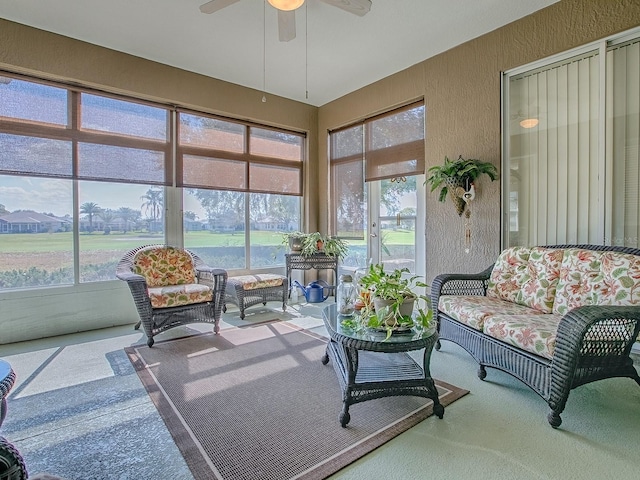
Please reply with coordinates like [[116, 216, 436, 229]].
[[178, 111, 303, 270], [0, 76, 170, 290], [503, 30, 640, 249], [0, 74, 305, 291]]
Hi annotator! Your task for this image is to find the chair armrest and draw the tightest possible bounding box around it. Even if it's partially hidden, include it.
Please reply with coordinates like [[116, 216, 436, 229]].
[[115, 270, 146, 284], [197, 268, 228, 296], [430, 265, 493, 313]]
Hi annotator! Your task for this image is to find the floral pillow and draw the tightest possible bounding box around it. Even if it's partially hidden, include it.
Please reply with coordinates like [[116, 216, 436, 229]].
[[133, 247, 196, 287], [553, 249, 640, 316], [487, 246, 564, 313]]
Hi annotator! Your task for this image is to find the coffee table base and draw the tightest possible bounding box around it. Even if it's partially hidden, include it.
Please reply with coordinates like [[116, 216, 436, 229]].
[[322, 338, 444, 427]]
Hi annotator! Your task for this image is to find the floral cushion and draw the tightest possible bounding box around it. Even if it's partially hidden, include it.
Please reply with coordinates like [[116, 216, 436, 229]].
[[438, 295, 547, 331], [133, 247, 196, 287], [483, 313, 563, 359], [229, 274, 285, 290], [147, 283, 212, 309], [487, 246, 564, 313], [553, 249, 640, 316]]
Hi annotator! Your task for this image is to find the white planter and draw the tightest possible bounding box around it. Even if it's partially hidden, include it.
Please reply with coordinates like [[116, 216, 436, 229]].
[[372, 296, 415, 325]]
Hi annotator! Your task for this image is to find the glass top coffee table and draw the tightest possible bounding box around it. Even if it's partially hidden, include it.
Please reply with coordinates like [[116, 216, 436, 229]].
[[321, 303, 444, 427]]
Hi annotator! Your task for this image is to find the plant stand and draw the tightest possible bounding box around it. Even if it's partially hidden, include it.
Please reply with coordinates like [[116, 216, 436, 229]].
[[285, 253, 338, 299]]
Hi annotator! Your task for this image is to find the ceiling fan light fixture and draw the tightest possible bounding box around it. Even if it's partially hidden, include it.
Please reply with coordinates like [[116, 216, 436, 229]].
[[520, 118, 539, 129], [268, 0, 304, 11]]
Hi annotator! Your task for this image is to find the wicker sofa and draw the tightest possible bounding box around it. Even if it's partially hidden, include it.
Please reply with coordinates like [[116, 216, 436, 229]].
[[432, 244, 640, 428]]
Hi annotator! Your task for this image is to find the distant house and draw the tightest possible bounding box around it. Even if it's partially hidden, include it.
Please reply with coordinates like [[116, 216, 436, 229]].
[[0, 211, 72, 233], [183, 219, 208, 232], [253, 217, 296, 232]]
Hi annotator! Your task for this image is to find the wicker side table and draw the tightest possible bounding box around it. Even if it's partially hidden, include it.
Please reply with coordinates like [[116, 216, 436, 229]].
[[285, 253, 338, 298]]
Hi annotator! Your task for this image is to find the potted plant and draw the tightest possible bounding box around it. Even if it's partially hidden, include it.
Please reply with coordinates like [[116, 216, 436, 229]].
[[354, 263, 432, 339], [426, 155, 498, 215], [281, 232, 349, 260], [281, 231, 305, 252]]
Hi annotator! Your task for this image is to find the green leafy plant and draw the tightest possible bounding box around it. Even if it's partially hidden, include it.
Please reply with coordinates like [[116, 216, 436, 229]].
[[280, 231, 305, 250], [353, 263, 432, 339], [426, 156, 498, 215], [280, 231, 349, 260]]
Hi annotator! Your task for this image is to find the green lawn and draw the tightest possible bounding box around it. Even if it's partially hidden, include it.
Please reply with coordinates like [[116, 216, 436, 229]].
[[0, 229, 413, 253], [0, 231, 280, 253]]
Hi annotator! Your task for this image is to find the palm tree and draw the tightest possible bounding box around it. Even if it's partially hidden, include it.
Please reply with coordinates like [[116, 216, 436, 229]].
[[141, 188, 163, 232], [117, 207, 139, 233], [80, 202, 101, 233], [99, 209, 116, 233]]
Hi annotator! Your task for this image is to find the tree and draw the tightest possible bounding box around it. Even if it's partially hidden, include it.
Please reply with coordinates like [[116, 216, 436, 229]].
[[140, 188, 163, 230], [188, 189, 244, 230], [183, 210, 198, 232], [117, 207, 140, 233], [80, 202, 101, 233], [99, 209, 116, 234], [380, 176, 417, 215], [183, 211, 197, 221]]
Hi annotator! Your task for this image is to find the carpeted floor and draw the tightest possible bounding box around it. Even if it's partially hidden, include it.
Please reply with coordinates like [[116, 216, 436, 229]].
[[126, 320, 468, 480]]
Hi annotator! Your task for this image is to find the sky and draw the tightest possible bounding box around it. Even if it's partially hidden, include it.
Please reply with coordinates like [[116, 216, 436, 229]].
[[0, 176, 207, 219]]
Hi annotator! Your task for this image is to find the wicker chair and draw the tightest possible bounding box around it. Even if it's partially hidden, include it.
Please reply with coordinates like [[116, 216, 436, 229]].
[[116, 245, 227, 347]]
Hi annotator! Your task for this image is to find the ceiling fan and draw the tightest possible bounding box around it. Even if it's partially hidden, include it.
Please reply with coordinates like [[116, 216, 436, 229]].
[[199, 0, 372, 42]]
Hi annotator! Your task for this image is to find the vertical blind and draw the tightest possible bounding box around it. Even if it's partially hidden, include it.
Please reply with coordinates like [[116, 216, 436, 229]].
[[507, 51, 601, 246], [506, 34, 640, 249], [608, 39, 640, 247]]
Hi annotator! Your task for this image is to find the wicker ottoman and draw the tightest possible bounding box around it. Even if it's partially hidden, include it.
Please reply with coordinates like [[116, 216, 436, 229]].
[[223, 274, 287, 319]]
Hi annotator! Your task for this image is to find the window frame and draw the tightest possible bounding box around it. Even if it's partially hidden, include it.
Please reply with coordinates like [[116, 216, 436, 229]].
[[0, 71, 306, 291]]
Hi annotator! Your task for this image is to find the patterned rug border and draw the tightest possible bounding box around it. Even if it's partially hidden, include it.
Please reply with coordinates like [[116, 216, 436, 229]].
[[126, 320, 469, 480]]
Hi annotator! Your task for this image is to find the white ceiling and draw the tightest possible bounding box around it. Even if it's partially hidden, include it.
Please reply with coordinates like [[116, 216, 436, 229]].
[[0, 0, 559, 106]]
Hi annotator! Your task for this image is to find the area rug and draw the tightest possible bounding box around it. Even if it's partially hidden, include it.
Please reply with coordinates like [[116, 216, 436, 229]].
[[126, 321, 468, 480]]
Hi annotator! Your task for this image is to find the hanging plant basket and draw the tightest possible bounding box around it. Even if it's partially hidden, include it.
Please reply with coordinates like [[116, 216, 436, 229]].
[[426, 155, 498, 216], [444, 177, 469, 216]]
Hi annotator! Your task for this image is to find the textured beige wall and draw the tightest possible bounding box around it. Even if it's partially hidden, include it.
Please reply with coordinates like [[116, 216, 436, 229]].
[[317, 0, 640, 283]]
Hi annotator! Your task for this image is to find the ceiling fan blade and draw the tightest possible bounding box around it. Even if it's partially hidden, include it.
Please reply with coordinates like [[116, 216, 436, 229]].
[[278, 10, 296, 42], [199, 0, 242, 15], [319, 0, 372, 16]]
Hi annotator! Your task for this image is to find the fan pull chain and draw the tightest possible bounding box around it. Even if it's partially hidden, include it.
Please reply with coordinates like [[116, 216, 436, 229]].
[[262, 0, 267, 103], [305, 2, 308, 100]]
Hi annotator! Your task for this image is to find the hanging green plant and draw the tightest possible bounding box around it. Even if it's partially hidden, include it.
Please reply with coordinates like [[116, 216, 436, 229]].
[[426, 155, 498, 215]]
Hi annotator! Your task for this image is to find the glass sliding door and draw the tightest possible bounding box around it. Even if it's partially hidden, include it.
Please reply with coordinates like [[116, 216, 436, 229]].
[[368, 176, 424, 274], [330, 101, 426, 275]]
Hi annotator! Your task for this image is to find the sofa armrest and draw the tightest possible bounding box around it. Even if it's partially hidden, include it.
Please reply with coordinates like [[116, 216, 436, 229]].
[[549, 305, 640, 409], [431, 265, 494, 314]]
